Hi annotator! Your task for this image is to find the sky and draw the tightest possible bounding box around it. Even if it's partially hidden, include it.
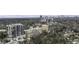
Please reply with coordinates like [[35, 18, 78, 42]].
[[0, 15, 40, 18]]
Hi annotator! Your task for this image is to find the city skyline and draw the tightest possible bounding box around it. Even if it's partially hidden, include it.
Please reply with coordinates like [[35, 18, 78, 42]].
[[0, 15, 79, 18]]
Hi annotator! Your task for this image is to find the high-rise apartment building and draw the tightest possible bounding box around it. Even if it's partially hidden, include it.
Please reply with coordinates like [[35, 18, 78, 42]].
[[6, 23, 25, 41]]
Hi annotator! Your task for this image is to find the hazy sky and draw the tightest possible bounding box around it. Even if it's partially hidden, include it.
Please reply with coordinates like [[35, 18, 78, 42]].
[[0, 15, 40, 18]]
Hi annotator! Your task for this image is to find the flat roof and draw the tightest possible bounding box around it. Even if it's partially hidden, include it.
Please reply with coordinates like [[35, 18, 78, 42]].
[[0, 29, 6, 32]]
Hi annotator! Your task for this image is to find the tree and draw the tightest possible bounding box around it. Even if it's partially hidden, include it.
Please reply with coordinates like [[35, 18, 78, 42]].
[[0, 32, 7, 42]]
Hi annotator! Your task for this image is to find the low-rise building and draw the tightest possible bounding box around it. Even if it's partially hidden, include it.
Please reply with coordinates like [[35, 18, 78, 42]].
[[41, 24, 48, 32], [0, 29, 7, 33]]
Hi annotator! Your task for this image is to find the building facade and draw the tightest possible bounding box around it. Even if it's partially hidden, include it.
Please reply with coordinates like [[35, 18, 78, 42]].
[[6, 23, 25, 41]]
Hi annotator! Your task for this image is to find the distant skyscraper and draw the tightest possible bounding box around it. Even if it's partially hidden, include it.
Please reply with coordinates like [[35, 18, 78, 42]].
[[40, 15, 54, 24], [40, 15, 47, 23]]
